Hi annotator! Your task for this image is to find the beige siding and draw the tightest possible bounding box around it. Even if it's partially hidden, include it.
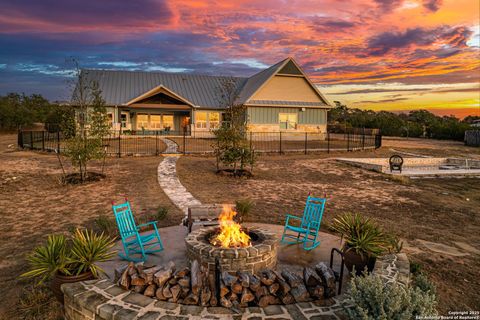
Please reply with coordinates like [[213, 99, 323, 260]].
[[251, 75, 323, 102]]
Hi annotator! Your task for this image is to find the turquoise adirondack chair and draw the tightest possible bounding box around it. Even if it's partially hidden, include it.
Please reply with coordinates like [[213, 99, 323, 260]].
[[112, 200, 164, 262], [281, 196, 326, 250]]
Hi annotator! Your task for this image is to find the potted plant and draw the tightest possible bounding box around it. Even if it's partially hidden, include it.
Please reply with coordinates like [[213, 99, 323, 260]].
[[21, 229, 116, 303], [330, 213, 390, 275]]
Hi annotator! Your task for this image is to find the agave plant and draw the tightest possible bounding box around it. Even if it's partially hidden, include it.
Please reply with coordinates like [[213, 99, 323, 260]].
[[21, 234, 72, 284], [330, 212, 390, 258], [21, 229, 116, 283], [69, 229, 116, 277]]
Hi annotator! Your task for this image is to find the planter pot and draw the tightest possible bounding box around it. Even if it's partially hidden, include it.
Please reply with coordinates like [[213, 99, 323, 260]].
[[343, 249, 376, 275], [50, 271, 94, 304]]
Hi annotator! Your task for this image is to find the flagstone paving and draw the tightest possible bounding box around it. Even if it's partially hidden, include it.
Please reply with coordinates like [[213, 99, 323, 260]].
[[157, 139, 201, 219]]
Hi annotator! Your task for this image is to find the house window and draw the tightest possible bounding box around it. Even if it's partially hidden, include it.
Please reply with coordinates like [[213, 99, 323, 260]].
[[120, 113, 128, 128], [196, 112, 207, 129], [209, 112, 220, 129], [150, 115, 162, 129], [162, 115, 174, 130], [279, 113, 298, 130], [137, 114, 149, 129]]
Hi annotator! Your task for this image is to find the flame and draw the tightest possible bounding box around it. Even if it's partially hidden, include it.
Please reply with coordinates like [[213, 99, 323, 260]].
[[211, 205, 251, 248]]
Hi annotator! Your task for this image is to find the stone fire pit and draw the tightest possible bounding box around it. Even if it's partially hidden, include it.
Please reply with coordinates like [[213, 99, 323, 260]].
[[185, 226, 278, 274]]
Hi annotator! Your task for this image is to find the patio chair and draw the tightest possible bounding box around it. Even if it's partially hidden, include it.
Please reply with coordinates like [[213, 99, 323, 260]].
[[112, 200, 164, 262], [281, 196, 326, 250]]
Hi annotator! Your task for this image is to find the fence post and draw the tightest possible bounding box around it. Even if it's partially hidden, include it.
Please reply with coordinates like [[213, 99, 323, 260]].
[[29, 131, 33, 150], [327, 131, 330, 153], [183, 129, 186, 155], [42, 131, 45, 151], [279, 132, 282, 154], [18, 130, 23, 149], [155, 131, 159, 156], [118, 132, 121, 158], [362, 133, 365, 150], [55, 131, 59, 153], [249, 131, 252, 152], [304, 132, 308, 155], [347, 132, 350, 152]]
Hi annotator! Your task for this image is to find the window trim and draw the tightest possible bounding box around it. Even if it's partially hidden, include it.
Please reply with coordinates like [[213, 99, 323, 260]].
[[279, 112, 298, 130]]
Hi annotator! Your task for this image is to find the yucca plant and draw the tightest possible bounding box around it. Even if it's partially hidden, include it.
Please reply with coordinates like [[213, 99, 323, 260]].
[[21, 234, 72, 284], [235, 199, 255, 222], [330, 212, 390, 259], [21, 229, 116, 283], [69, 229, 116, 277]]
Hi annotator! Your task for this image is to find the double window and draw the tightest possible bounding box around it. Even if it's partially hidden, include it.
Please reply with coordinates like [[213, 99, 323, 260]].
[[195, 111, 220, 130], [136, 114, 175, 130], [279, 113, 298, 130]]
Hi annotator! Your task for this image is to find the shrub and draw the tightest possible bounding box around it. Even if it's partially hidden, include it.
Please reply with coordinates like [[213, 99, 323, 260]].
[[155, 206, 168, 220], [235, 199, 255, 222], [345, 272, 437, 319], [94, 215, 118, 238], [18, 284, 62, 320]]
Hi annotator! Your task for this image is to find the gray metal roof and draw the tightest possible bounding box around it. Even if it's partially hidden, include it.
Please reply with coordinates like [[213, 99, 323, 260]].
[[80, 69, 247, 109], [77, 57, 329, 109]]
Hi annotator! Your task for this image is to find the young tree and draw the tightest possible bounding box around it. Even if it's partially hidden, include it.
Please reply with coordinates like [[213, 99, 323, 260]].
[[212, 78, 255, 176], [63, 65, 110, 182]]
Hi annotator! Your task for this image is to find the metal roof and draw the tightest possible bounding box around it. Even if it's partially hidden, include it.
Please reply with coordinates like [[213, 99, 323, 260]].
[[77, 57, 330, 109]]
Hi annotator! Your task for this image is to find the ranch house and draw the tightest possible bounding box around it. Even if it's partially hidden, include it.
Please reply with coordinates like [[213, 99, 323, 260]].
[[78, 57, 331, 135]]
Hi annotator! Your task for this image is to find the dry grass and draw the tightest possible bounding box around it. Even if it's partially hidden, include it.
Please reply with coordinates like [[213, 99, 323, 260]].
[[1, 132, 479, 317], [176, 146, 480, 312], [0, 134, 182, 319]]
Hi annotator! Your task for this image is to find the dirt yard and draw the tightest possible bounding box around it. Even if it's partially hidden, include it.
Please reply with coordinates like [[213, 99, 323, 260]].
[[0, 133, 479, 318], [176, 146, 480, 313], [0, 134, 181, 319]]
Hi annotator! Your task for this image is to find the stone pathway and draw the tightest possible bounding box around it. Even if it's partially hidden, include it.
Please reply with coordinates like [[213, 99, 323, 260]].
[[157, 139, 201, 219], [160, 138, 180, 154]]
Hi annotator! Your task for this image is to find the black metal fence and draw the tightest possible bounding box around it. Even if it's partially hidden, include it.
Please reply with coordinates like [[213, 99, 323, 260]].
[[18, 129, 382, 156]]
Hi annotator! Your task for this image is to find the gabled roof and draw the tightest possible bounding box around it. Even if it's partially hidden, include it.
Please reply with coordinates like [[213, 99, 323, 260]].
[[77, 57, 330, 109]]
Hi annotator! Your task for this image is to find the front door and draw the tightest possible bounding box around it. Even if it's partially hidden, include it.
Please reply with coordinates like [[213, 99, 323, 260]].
[[181, 116, 191, 134]]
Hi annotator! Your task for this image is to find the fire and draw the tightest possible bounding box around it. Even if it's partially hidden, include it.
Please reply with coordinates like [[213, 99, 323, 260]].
[[211, 205, 251, 248]]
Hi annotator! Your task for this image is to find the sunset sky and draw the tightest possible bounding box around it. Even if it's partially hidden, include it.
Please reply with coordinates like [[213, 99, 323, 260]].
[[0, 0, 479, 118]]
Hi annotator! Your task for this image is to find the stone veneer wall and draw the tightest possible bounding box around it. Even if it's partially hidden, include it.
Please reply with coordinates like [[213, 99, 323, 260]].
[[185, 227, 278, 274], [61, 253, 410, 320]]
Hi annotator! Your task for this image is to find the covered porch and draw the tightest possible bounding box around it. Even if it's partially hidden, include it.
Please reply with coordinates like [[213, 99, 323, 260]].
[[110, 85, 194, 135]]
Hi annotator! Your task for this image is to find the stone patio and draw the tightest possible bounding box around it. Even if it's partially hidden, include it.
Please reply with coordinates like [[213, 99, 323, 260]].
[[100, 223, 345, 281]]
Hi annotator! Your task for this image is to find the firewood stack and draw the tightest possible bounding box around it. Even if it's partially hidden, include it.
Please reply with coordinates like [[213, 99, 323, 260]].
[[114, 260, 337, 308]]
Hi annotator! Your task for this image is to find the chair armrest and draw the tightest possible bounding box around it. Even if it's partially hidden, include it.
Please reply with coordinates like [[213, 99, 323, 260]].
[[285, 214, 302, 226], [137, 221, 158, 229]]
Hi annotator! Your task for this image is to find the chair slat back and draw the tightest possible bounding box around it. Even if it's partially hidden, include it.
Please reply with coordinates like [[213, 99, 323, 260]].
[[301, 196, 326, 229], [112, 201, 138, 239]]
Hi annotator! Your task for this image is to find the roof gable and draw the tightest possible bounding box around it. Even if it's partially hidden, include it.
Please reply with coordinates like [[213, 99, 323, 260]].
[[76, 57, 330, 109]]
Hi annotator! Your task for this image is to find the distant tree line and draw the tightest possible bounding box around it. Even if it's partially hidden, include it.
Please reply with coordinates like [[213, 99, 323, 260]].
[[328, 101, 478, 141], [0, 93, 74, 132]]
